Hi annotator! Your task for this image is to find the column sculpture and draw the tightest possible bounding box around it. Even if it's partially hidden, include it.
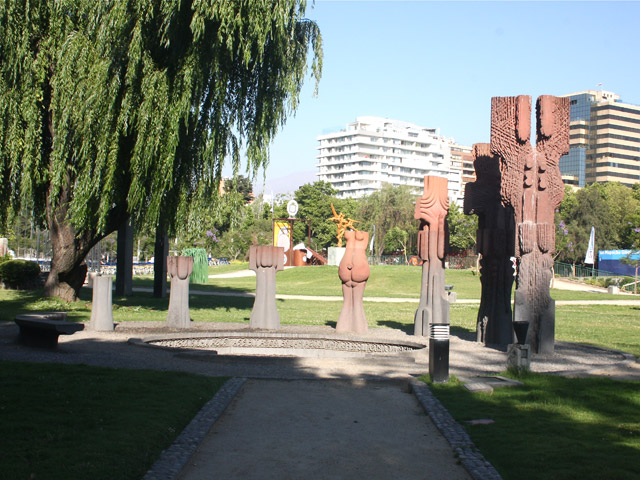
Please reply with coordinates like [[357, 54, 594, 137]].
[[463, 143, 515, 346], [166, 256, 194, 328], [249, 245, 284, 329], [89, 275, 114, 331], [336, 230, 370, 333], [490, 95, 569, 354], [414, 176, 450, 337]]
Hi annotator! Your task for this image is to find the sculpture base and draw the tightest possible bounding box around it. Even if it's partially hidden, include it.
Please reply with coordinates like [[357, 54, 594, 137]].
[[327, 247, 346, 266], [89, 275, 114, 331], [507, 344, 531, 371]]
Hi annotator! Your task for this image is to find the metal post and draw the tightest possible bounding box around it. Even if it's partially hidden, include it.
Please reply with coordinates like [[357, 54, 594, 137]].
[[429, 322, 450, 383]]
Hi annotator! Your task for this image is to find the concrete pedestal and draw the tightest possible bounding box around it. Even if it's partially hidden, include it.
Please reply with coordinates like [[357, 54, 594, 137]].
[[507, 344, 531, 371], [90, 275, 114, 331], [249, 246, 284, 330], [327, 247, 346, 266], [166, 256, 193, 328]]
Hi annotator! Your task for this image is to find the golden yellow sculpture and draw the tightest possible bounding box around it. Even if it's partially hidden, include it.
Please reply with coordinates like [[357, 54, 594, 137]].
[[329, 204, 360, 247]]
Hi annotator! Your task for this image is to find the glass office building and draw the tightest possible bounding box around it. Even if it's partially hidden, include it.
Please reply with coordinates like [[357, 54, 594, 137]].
[[560, 90, 640, 187]]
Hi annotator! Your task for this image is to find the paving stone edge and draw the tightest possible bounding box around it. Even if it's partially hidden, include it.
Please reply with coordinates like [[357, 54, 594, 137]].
[[410, 379, 503, 480], [143, 377, 247, 480]]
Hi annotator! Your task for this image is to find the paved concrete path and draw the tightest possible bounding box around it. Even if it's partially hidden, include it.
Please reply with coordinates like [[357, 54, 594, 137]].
[[8, 272, 640, 480], [178, 379, 471, 480]]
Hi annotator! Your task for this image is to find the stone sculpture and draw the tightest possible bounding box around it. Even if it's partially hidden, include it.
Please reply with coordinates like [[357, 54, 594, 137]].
[[490, 95, 569, 354], [463, 143, 515, 346], [249, 245, 284, 329], [166, 256, 194, 328], [414, 176, 450, 337], [336, 230, 370, 333]]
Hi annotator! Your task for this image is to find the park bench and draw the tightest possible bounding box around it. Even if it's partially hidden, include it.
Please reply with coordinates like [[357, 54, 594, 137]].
[[14, 312, 84, 348]]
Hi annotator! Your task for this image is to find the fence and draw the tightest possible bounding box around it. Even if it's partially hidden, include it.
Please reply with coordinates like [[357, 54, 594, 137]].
[[553, 261, 617, 278], [366, 254, 478, 269]]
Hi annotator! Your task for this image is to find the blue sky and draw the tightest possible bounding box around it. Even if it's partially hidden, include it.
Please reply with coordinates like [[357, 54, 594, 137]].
[[248, 0, 640, 194]]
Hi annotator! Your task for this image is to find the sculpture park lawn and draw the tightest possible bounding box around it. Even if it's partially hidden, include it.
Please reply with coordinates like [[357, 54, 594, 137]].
[[0, 360, 227, 480], [170, 264, 627, 301], [0, 266, 638, 356], [426, 372, 640, 480]]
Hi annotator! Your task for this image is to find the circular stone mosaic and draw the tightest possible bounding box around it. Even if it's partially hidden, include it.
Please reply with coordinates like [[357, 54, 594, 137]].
[[135, 332, 427, 359]]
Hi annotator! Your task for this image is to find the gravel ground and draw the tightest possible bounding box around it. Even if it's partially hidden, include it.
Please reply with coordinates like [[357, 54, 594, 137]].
[[1, 320, 635, 380]]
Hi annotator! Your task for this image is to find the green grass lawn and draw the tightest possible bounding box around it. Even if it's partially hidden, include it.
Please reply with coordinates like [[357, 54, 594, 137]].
[[1, 265, 639, 479], [427, 372, 640, 480], [0, 361, 227, 480], [2, 288, 638, 357], [207, 261, 251, 276], [170, 264, 627, 302]]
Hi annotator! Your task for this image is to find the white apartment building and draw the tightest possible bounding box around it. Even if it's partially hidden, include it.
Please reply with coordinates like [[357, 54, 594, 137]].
[[316, 116, 463, 203]]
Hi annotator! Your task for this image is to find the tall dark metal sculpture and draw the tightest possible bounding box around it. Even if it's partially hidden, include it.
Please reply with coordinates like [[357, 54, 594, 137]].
[[490, 95, 569, 354], [463, 143, 515, 346]]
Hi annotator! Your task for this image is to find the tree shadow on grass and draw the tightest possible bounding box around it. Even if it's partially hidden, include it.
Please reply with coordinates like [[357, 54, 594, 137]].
[[451, 325, 476, 341], [0, 288, 90, 323], [377, 320, 413, 334], [376, 321, 478, 340]]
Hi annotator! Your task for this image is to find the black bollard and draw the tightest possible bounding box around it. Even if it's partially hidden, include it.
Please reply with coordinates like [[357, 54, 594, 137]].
[[429, 323, 450, 383]]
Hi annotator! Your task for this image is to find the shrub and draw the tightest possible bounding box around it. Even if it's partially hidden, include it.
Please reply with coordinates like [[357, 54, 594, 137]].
[[182, 248, 208, 284], [0, 260, 42, 289]]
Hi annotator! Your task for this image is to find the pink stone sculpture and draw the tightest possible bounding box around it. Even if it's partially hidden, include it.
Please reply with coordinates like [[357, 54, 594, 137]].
[[414, 176, 450, 337], [491, 95, 569, 354], [166, 256, 194, 328], [463, 143, 515, 346], [249, 245, 285, 329], [336, 230, 370, 333]]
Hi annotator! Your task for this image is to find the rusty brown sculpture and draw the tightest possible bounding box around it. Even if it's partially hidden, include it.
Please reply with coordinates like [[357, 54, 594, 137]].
[[336, 230, 370, 333], [329, 204, 360, 247], [463, 143, 515, 346], [490, 95, 569, 354], [414, 176, 450, 337], [249, 245, 285, 329]]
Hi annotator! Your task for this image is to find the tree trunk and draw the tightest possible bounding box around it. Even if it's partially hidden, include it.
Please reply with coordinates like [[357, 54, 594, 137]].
[[43, 204, 98, 302], [43, 170, 123, 302], [153, 225, 169, 298]]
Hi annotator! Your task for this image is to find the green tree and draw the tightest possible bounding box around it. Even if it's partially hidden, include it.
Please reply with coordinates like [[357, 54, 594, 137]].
[[289, 181, 355, 251], [356, 184, 417, 256], [0, 1, 321, 301], [555, 183, 640, 264], [383, 226, 409, 261], [225, 176, 254, 204], [447, 202, 477, 252]]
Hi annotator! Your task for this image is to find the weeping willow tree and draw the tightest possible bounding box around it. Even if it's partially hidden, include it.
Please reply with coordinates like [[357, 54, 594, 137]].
[[0, 0, 322, 301]]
